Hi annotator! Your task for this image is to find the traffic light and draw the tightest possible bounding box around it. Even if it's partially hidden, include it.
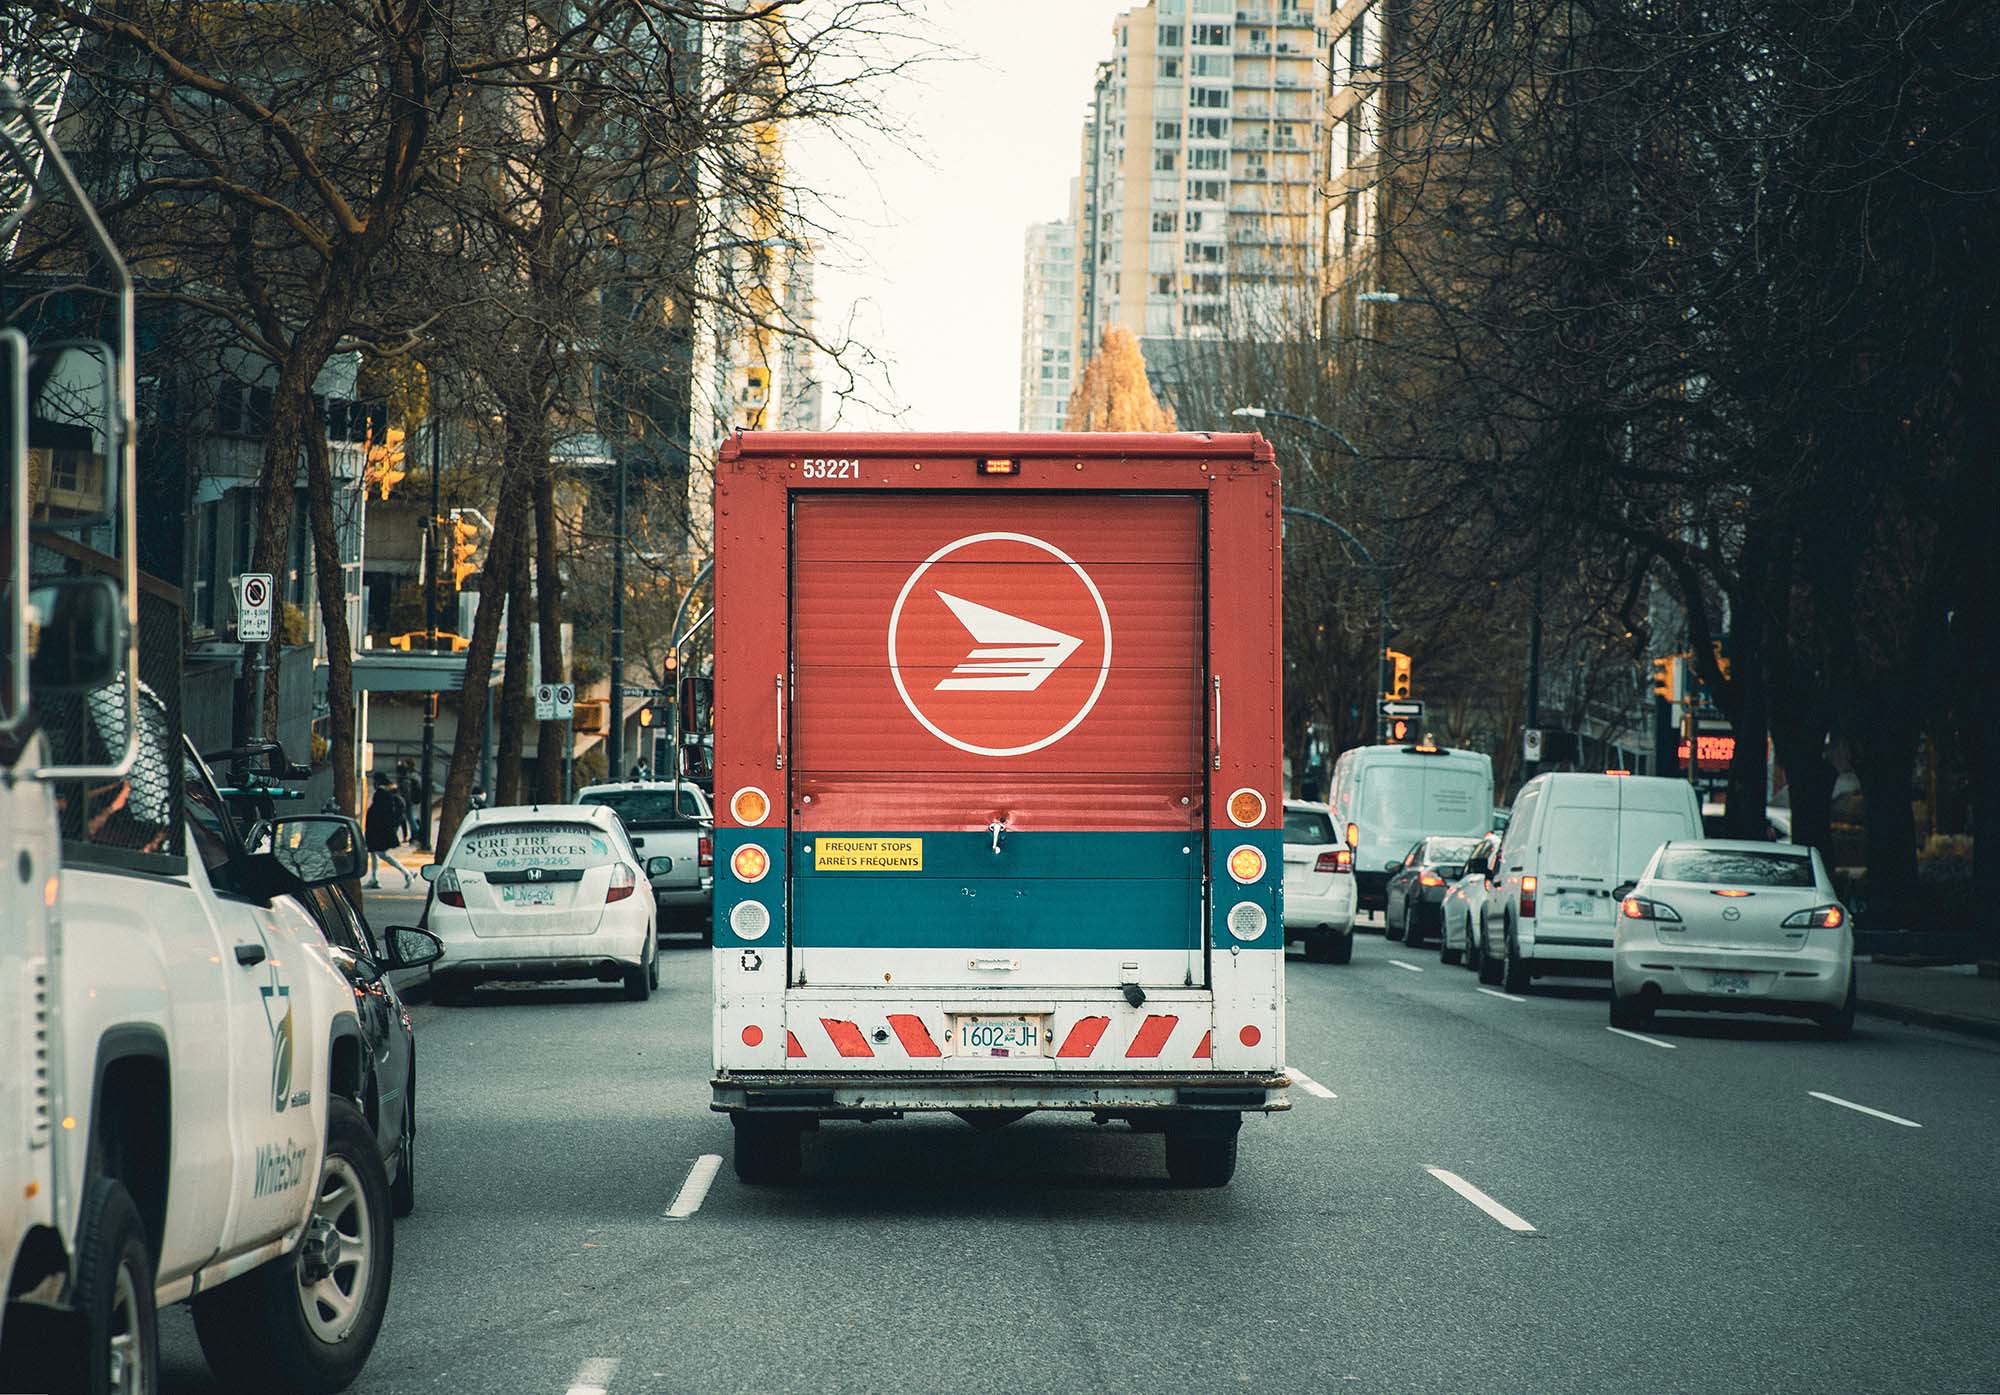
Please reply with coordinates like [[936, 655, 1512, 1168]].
[[1389, 717, 1412, 742], [1385, 649, 1412, 700], [364, 426, 407, 500], [574, 699, 608, 735], [638, 705, 655, 730], [450, 516, 480, 588], [1651, 656, 1678, 702]]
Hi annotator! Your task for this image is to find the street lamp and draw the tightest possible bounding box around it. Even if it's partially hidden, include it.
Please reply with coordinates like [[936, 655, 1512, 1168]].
[[1232, 405, 1394, 741]]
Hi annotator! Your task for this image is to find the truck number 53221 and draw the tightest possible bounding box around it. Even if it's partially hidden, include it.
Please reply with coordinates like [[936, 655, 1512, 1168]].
[[801, 457, 860, 479]]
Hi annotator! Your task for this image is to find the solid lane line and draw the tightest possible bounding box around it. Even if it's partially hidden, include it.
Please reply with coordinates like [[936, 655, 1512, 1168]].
[[1284, 1066, 1338, 1099], [1808, 1091, 1922, 1129], [1606, 1025, 1677, 1050], [1475, 987, 1526, 1003], [1425, 1167, 1537, 1233], [1388, 959, 1424, 973], [664, 1154, 724, 1218], [566, 1356, 619, 1395]]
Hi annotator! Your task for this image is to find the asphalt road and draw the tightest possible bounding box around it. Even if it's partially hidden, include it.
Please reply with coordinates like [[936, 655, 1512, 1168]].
[[159, 895, 2000, 1395]]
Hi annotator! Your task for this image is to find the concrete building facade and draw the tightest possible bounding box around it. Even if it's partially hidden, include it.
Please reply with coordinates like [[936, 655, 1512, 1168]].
[[1018, 213, 1078, 430]]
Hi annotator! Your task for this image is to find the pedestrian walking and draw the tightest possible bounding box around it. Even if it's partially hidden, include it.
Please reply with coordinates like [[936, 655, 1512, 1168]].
[[396, 759, 420, 842], [364, 773, 413, 888]]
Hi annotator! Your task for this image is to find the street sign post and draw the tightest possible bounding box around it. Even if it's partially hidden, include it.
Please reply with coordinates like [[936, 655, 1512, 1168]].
[[554, 682, 575, 720], [236, 572, 273, 642], [1378, 698, 1424, 743], [1523, 727, 1543, 763]]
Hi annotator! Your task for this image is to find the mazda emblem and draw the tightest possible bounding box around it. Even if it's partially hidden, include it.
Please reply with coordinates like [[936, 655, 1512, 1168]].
[[1721, 906, 1740, 921]]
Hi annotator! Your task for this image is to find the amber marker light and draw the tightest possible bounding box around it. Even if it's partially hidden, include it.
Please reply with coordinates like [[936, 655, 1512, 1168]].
[[978, 457, 1020, 476], [731, 844, 771, 883], [1226, 788, 1266, 827], [731, 786, 771, 826], [1227, 845, 1266, 884]]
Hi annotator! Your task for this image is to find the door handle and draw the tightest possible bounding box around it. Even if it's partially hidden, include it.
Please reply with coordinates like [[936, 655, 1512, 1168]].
[[774, 674, 786, 771], [1211, 676, 1222, 770], [989, 819, 1007, 855], [234, 942, 267, 967]]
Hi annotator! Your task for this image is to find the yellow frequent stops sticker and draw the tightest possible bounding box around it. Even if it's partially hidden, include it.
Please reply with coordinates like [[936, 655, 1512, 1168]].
[[814, 837, 923, 872]]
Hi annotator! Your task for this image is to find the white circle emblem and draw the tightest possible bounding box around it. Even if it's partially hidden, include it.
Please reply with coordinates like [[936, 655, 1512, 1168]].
[[887, 531, 1113, 758]]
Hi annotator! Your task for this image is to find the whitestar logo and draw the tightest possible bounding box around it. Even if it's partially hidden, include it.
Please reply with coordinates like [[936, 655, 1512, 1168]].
[[932, 592, 1083, 692]]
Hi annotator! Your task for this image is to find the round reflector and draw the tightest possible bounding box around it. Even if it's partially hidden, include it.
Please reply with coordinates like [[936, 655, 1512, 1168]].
[[729, 900, 772, 940], [740, 1024, 765, 1047], [1226, 844, 1266, 884], [1239, 1024, 1263, 1047], [1226, 788, 1266, 828], [730, 844, 770, 883], [1226, 901, 1267, 941], [731, 786, 771, 826]]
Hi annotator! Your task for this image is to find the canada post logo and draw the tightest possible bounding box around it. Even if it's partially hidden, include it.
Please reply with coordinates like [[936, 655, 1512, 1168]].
[[887, 532, 1112, 757]]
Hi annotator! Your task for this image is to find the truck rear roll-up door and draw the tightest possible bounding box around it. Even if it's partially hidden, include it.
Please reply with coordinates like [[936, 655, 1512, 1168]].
[[788, 494, 1206, 990]]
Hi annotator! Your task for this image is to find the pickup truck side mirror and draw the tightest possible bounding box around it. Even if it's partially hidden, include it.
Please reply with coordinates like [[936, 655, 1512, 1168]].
[[383, 925, 444, 970], [267, 815, 367, 886], [27, 577, 125, 692], [646, 856, 673, 877]]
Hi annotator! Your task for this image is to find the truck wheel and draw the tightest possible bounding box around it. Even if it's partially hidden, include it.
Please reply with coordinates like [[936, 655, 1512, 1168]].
[[192, 1097, 393, 1395], [1164, 1128, 1238, 1188], [70, 1176, 158, 1395], [731, 1114, 803, 1185], [390, 1093, 416, 1219], [1502, 932, 1531, 995], [1327, 929, 1353, 965]]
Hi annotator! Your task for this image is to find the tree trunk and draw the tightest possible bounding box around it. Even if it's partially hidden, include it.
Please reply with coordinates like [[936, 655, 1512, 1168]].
[[436, 470, 529, 855], [302, 405, 358, 817], [1720, 552, 1769, 839], [495, 536, 532, 806], [532, 463, 566, 802], [1853, 720, 1921, 922]]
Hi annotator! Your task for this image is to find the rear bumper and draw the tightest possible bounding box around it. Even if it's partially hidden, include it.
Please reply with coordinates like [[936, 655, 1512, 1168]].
[[712, 1071, 1291, 1116], [1520, 924, 1613, 964], [1283, 882, 1355, 933], [438, 955, 639, 983], [1614, 942, 1849, 1011]]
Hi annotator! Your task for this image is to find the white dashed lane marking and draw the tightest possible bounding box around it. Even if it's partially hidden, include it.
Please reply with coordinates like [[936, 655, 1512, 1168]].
[[1809, 1091, 1921, 1129], [664, 1154, 724, 1218], [1425, 1167, 1537, 1233], [1387, 959, 1424, 973], [1606, 1026, 1677, 1050], [1285, 1066, 1338, 1099], [567, 1356, 619, 1395], [1475, 987, 1526, 1003]]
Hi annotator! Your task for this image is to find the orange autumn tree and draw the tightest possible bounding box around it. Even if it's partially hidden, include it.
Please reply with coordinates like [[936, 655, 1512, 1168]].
[[1063, 326, 1177, 431]]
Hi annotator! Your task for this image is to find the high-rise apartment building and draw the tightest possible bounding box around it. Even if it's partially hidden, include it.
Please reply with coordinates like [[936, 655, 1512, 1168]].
[[1070, 1, 1328, 373], [1319, 1, 1388, 348], [1019, 213, 1078, 430]]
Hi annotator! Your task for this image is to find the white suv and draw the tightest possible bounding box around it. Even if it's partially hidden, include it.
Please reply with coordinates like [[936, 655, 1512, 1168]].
[[1281, 801, 1356, 963]]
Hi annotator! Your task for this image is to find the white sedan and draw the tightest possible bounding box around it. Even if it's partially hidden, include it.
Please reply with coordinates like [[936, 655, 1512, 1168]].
[[1281, 800, 1356, 963], [423, 804, 661, 1003], [1612, 839, 1854, 1036]]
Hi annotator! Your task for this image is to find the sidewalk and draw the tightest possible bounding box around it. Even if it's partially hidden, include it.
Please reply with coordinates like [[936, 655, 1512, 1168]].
[[1857, 959, 2000, 1042]]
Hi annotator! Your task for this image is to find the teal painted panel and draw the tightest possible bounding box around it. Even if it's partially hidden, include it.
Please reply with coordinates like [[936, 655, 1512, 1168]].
[[791, 875, 1201, 950], [1210, 828, 1282, 949], [714, 827, 786, 949], [789, 830, 1199, 881]]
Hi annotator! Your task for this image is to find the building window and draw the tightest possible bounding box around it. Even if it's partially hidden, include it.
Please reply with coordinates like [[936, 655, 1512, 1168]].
[[1154, 148, 1178, 171], [1190, 147, 1225, 169], [1159, 56, 1181, 78], [1186, 179, 1225, 201], [1159, 23, 1183, 46], [1152, 210, 1178, 232], [1156, 274, 1173, 294], [1155, 119, 1181, 142], [1192, 22, 1229, 45], [1185, 211, 1204, 231], [1190, 116, 1228, 139], [1192, 53, 1231, 76], [1190, 86, 1229, 108]]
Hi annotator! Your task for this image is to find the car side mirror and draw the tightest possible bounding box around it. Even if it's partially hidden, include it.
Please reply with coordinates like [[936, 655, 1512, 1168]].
[[1384, 860, 1403, 874], [267, 815, 366, 886], [1613, 881, 1637, 901], [384, 925, 444, 970], [27, 577, 125, 693], [646, 856, 672, 877], [420, 862, 440, 882]]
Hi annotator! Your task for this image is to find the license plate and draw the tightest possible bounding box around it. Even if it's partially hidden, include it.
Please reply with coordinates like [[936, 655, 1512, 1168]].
[[951, 1015, 1049, 1059], [499, 884, 554, 905], [1559, 895, 1590, 917], [1710, 971, 1750, 994]]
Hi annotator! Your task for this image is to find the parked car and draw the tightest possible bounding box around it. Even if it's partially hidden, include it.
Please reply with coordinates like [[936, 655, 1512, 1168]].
[[1478, 773, 1704, 993], [1439, 832, 1504, 968], [1330, 742, 1494, 925], [1281, 800, 1355, 963], [1612, 839, 1855, 1036], [1383, 834, 1485, 947], [577, 780, 713, 940], [423, 804, 663, 1003]]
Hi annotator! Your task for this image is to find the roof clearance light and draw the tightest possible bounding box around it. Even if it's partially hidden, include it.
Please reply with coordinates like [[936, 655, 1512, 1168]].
[[731, 786, 771, 826], [1412, 743, 1441, 754], [731, 844, 771, 884], [1226, 788, 1266, 827], [1227, 845, 1266, 884], [978, 458, 1020, 476], [1606, 769, 1632, 776]]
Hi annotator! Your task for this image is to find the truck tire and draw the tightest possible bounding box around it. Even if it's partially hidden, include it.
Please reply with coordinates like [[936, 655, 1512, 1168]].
[[70, 1176, 158, 1395], [192, 1097, 393, 1395], [731, 1114, 803, 1185], [1164, 1129, 1238, 1188]]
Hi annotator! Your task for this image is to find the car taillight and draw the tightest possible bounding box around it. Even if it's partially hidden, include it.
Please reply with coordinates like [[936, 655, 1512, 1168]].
[[607, 864, 636, 903], [1345, 822, 1358, 848], [1781, 904, 1845, 929], [437, 868, 464, 908], [1519, 875, 1537, 918], [1314, 850, 1347, 874], [1620, 895, 1682, 923], [1419, 871, 1445, 887], [699, 834, 713, 868]]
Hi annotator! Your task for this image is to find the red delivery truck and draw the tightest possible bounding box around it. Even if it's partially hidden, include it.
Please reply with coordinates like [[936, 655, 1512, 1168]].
[[709, 432, 1288, 1187]]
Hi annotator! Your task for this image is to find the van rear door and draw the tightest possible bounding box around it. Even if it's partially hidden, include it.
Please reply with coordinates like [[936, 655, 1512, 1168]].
[[1613, 778, 1700, 883], [788, 493, 1205, 991]]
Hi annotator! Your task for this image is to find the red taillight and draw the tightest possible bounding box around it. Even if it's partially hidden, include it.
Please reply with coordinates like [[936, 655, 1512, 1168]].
[[698, 834, 713, 868], [1622, 896, 1645, 919], [1314, 850, 1345, 874], [437, 869, 465, 908], [1419, 871, 1445, 887], [606, 864, 637, 903], [1520, 875, 1537, 918]]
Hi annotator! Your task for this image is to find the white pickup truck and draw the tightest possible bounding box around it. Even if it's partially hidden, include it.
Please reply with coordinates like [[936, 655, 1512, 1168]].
[[0, 322, 425, 1390], [576, 780, 713, 939]]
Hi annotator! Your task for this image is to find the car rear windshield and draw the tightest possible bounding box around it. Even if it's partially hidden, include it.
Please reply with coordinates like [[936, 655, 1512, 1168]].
[[451, 822, 619, 872], [579, 789, 705, 828], [1656, 847, 1813, 887], [1426, 837, 1481, 864], [1284, 809, 1336, 844]]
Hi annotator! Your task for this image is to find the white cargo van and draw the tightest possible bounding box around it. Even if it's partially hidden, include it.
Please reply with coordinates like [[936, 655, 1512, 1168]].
[[1477, 773, 1703, 992], [1329, 743, 1494, 922]]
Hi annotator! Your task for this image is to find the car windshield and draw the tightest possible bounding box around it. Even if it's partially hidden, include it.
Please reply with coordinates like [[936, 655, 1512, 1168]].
[[1284, 809, 1336, 844], [451, 821, 619, 872], [579, 789, 705, 827], [1655, 847, 1814, 888], [1425, 837, 1481, 865]]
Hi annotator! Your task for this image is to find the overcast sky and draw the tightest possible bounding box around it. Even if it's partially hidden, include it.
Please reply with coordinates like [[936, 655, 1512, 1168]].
[[790, 0, 1131, 432]]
